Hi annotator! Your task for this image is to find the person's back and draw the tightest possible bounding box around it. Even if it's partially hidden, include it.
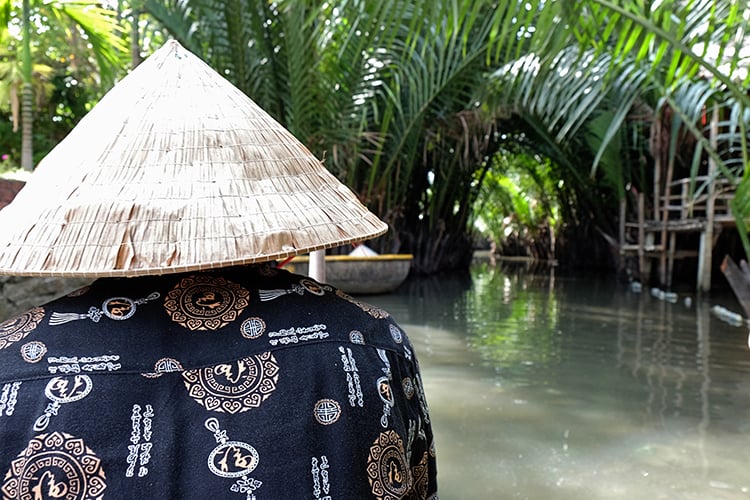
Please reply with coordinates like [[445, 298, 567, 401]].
[[0, 264, 437, 499]]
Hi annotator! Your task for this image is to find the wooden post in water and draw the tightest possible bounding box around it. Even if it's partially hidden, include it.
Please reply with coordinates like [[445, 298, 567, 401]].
[[698, 106, 719, 293], [637, 192, 646, 281], [659, 150, 676, 286]]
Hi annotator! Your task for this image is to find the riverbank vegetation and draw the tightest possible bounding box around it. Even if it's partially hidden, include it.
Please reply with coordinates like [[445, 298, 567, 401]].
[[0, 0, 747, 280]]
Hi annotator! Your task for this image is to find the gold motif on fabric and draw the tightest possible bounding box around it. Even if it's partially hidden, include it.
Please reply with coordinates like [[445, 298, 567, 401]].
[[335, 291, 389, 319], [402, 377, 415, 399], [183, 353, 279, 414], [366, 430, 411, 499], [411, 452, 430, 499], [0, 307, 44, 350], [165, 275, 250, 331], [1, 431, 106, 500]]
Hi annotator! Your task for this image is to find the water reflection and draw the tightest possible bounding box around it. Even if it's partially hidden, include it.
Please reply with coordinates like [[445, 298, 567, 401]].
[[366, 262, 750, 499]]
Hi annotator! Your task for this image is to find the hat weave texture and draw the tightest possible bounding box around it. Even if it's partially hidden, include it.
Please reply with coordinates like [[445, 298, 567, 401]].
[[0, 40, 387, 277]]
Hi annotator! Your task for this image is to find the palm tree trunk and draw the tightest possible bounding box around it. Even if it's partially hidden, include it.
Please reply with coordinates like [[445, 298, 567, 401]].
[[21, 0, 33, 171], [131, 10, 143, 68], [21, 83, 33, 171]]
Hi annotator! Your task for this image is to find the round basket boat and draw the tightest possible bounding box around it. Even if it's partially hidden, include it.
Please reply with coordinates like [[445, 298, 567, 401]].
[[287, 254, 413, 294]]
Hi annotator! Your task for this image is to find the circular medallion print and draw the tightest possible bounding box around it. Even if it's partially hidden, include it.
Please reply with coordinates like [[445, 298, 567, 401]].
[[101, 297, 137, 320], [366, 430, 411, 499], [207, 442, 260, 478], [335, 291, 390, 319], [0, 307, 44, 350], [20, 341, 47, 363], [182, 352, 279, 414], [402, 378, 415, 399], [164, 275, 250, 331], [1, 431, 106, 500], [388, 324, 403, 344], [377, 377, 395, 407], [46, 375, 93, 403], [240, 317, 266, 340], [313, 399, 342, 425], [300, 279, 325, 296], [154, 357, 183, 373], [349, 330, 365, 345]]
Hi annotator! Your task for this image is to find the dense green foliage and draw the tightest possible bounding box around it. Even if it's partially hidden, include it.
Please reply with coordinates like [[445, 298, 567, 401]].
[[0, 0, 127, 169], [144, 0, 530, 272], [1, 0, 748, 275], [474, 144, 561, 260], [487, 0, 750, 265]]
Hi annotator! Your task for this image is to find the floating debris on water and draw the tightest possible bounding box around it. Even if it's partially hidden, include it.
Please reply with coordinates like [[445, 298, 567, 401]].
[[710, 305, 746, 327], [650, 287, 678, 303]]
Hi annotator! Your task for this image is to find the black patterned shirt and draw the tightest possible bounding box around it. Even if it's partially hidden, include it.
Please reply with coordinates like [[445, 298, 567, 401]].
[[0, 264, 438, 499]]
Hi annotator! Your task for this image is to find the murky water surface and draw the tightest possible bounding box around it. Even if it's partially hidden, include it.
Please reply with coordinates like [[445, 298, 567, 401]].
[[366, 262, 750, 500]]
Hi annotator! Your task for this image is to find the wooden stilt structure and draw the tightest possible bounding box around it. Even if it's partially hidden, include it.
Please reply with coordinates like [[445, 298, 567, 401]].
[[620, 107, 739, 292], [619, 175, 736, 291]]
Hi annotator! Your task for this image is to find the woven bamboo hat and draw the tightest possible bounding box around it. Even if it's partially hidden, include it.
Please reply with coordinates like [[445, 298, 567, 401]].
[[0, 40, 388, 277]]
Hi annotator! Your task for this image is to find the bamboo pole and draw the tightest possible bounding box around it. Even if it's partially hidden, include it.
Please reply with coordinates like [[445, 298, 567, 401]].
[[660, 151, 676, 286], [638, 192, 646, 279], [698, 106, 719, 292]]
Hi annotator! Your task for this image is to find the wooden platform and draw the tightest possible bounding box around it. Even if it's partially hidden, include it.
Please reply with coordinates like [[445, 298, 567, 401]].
[[619, 175, 737, 291]]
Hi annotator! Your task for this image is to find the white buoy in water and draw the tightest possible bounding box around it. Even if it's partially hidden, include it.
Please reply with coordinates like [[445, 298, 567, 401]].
[[711, 305, 745, 327]]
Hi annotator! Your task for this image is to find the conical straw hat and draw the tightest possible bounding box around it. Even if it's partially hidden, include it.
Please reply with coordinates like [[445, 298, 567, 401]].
[[0, 40, 388, 277]]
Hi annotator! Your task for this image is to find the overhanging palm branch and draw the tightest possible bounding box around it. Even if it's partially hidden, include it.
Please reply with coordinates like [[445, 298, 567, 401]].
[[579, 0, 750, 257], [353, 1, 550, 269], [488, 0, 750, 256]]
